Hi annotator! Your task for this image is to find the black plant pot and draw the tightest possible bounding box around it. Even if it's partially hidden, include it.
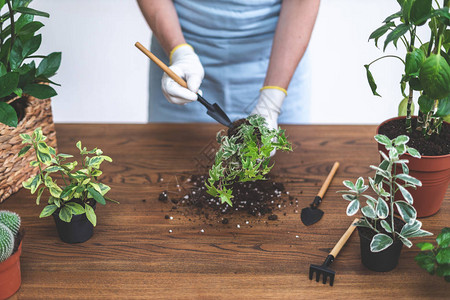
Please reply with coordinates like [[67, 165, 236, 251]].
[[358, 226, 403, 272], [52, 203, 96, 244]]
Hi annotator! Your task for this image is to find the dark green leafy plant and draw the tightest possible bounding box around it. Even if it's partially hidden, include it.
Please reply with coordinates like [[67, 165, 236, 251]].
[[19, 128, 118, 226], [365, 0, 450, 137], [0, 0, 61, 127], [415, 227, 450, 282], [205, 114, 292, 206], [339, 134, 432, 252]]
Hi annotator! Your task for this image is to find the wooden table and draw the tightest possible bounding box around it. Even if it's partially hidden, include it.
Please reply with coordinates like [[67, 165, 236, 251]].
[[1, 124, 448, 299]]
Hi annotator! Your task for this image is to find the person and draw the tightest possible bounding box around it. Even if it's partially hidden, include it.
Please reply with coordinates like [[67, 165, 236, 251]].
[[137, 0, 320, 130]]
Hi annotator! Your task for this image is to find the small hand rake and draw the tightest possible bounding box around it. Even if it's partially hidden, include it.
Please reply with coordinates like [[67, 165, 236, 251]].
[[309, 218, 359, 286]]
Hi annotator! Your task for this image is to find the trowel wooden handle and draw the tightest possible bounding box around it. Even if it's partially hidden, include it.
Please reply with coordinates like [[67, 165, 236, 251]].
[[330, 218, 359, 258], [135, 42, 188, 89], [317, 161, 339, 199]]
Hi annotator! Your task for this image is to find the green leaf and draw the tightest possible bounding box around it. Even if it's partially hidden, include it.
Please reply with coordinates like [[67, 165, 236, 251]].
[[384, 23, 410, 51], [410, 0, 432, 25], [436, 228, 450, 247], [376, 197, 389, 219], [418, 94, 435, 113], [17, 21, 44, 36], [374, 134, 391, 146], [17, 146, 31, 159], [346, 199, 360, 216], [87, 186, 106, 205], [402, 0, 414, 23], [436, 248, 450, 265], [396, 182, 413, 204], [398, 97, 414, 116], [37, 141, 50, 154], [14, 13, 34, 32], [343, 180, 356, 190], [35, 186, 44, 205], [85, 204, 97, 227], [381, 220, 393, 233], [65, 202, 85, 215], [383, 11, 402, 23], [364, 65, 381, 97], [0, 72, 19, 98], [21, 33, 41, 57], [0, 102, 18, 127], [400, 219, 422, 236], [419, 54, 450, 100], [23, 83, 57, 99], [436, 264, 450, 277], [405, 48, 426, 76], [0, 62, 6, 76], [371, 233, 394, 252], [415, 252, 436, 274], [39, 204, 57, 218], [36, 150, 51, 164], [395, 200, 417, 224], [416, 242, 434, 251], [369, 22, 395, 47], [15, 7, 50, 17], [30, 174, 42, 194], [59, 206, 72, 223], [396, 173, 422, 186], [394, 135, 409, 145], [10, 38, 23, 70], [407, 147, 421, 158], [36, 52, 61, 77], [361, 205, 377, 218], [436, 97, 450, 117]]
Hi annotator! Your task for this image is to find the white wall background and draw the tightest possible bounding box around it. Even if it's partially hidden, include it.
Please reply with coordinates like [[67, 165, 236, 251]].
[[31, 0, 408, 124]]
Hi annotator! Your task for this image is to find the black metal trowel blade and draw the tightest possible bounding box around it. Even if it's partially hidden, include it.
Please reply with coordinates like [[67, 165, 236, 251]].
[[301, 207, 324, 226]]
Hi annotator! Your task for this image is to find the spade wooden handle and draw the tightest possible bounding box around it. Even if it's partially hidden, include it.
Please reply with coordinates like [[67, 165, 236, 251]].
[[135, 42, 188, 89], [329, 218, 359, 258], [317, 161, 339, 199]]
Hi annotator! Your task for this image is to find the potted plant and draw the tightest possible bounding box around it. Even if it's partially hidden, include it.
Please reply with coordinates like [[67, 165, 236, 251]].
[[205, 114, 292, 206], [415, 227, 450, 282], [339, 134, 432, 272], [365, 0, 450, 217], [0, 210, 23, 299], [0, 0, 61, 203], [19, 127, 118, 243]]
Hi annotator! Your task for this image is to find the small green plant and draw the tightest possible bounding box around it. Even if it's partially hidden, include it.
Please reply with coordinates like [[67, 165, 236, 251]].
[[365, 0, 450, 136], [415, 227, 450, 282], [339, 134, 432, 252], [0, 210, 20, 262], [0, 0, 61, 127], [19, 127, 118, 226], [0, 210, 21, 236], [205, 114, 292, 206]]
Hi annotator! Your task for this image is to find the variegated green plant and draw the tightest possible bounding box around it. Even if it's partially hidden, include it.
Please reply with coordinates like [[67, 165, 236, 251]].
[[206, 114, 292, 206], [339, 134, 432, 252], [19, 127, 118, 226]]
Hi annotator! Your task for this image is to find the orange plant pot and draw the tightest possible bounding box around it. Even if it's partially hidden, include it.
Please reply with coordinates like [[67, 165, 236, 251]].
[[0, 241, 22, 300], [377, 117, 450, 217]]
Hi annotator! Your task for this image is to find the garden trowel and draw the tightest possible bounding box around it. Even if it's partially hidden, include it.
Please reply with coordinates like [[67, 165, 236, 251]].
[[135, 42, 232, 128], [301, 162, 339, 226]]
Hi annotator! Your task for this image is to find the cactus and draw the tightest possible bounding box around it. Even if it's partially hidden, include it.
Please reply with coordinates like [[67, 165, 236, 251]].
[[0, 224, 14, 262], [0, 211, 21, 236]]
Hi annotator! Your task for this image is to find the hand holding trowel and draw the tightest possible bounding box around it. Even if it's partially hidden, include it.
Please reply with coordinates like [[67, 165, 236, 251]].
[[135, 42, 232, 128], [301, 162, 339, 226]]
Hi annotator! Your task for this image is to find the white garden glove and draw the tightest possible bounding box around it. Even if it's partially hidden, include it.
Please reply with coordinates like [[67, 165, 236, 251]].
[[251, 86, 287, 157], [251, 86, 287, 131], [162, 44, 204, 105]]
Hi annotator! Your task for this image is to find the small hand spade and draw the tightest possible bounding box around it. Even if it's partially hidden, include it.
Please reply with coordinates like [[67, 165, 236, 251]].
[[301, 162, 339, 226], [135, 42, 232, 128]]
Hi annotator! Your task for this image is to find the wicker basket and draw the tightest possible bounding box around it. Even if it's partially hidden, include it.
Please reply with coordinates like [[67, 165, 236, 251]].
[[0, 95, 57, 203]]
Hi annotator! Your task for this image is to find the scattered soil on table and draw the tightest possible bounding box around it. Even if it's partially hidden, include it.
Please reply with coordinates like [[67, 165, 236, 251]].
[[159, 174, 293, 223], [378, 118, 450, 156], [358, 218, 405, 240]]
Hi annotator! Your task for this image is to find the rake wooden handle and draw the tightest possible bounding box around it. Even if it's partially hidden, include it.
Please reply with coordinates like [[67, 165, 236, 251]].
[[317, 161, 339, 199], [329, 218, 359, 258], [135, 42, 188, 89]]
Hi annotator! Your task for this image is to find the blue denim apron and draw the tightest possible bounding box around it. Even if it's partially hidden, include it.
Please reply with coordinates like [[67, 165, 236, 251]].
[[148, 0, 311, 124]]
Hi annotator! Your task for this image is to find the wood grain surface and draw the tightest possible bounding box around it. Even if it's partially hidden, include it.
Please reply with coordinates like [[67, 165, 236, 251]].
[[1, 124, 448, 300]]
